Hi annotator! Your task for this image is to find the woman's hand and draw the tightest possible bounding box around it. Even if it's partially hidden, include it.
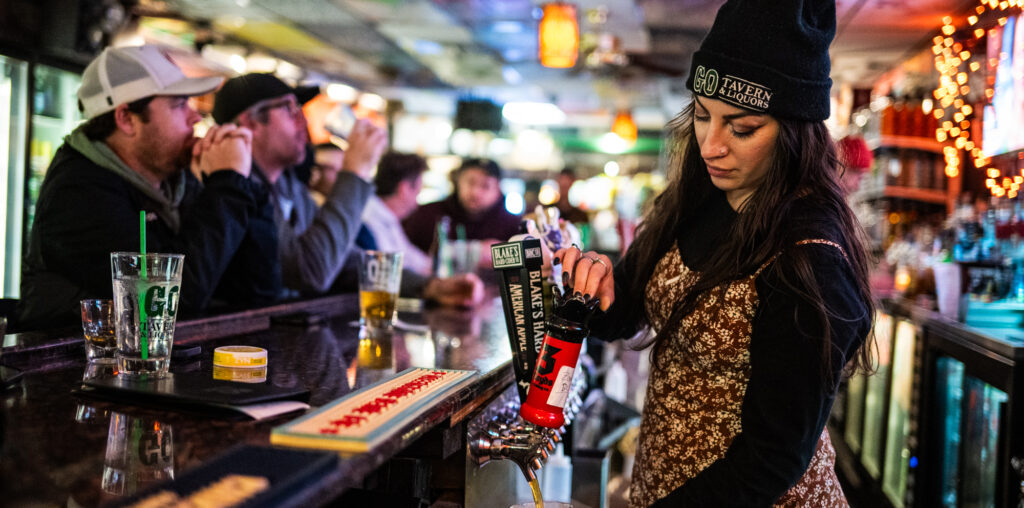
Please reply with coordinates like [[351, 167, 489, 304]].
[[554, 245, 615, 311]]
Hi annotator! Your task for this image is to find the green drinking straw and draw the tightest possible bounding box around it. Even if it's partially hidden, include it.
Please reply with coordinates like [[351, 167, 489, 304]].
[[139, 211, 148, 360]]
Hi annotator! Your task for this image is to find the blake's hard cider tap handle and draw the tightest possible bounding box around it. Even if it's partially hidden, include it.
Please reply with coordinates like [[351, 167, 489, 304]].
[[491, 235, 546, 403]]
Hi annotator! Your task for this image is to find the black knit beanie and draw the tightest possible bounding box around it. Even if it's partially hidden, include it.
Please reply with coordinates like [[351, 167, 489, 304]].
[[685, 0, 836, 122]]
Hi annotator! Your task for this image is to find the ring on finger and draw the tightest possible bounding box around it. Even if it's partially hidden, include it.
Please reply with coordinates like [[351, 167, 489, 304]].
[[589, 256, 609, 270]]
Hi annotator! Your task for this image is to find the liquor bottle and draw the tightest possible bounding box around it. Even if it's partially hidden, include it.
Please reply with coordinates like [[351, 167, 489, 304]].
[[431, 216, 451, 278], [933, 153, 946, 190], [898, 149, 912, 187], [918, 152, 933, 189], [927, 107, 939, 137], [981, 206, 998, 261], [893, 96, 908, 136], [881, 100, 896, 136], [911, 98, 927, 138]]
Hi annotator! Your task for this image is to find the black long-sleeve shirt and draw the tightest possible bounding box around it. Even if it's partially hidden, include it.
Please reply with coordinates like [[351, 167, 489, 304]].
[[591, 191, 870, 506]]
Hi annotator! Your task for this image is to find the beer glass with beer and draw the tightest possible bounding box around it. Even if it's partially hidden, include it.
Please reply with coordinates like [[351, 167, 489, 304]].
[[359, 251, 403, 329]]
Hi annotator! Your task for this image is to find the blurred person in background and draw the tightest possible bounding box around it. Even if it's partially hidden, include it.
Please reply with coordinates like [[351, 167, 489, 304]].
[[837, 134, 873, 195], [363, 152, 432, 275], [555, 167, 589, 224], [329, 150, 484, 307], [18, 45, 280, 330], [307, 142, 379, 251], [304, 146, 482, 307], [403, 158, 521, 266], [308, 142, 345, 206], [212, 73, 388, 297]]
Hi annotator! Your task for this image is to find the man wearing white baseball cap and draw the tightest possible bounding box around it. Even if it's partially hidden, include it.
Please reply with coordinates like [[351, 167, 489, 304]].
[[17, 45, 281, 330]]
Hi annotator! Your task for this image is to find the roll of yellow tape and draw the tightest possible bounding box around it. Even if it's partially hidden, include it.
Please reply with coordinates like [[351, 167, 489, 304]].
[[213, 365, 268, 383], [213, 346, 268, 368]]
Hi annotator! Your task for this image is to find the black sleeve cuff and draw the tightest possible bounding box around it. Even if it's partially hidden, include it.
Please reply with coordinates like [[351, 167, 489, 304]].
[[202, 170, 269, 203]]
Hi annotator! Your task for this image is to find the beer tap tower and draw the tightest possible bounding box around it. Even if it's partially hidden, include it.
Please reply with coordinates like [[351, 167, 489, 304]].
[[470, 223, 594, 503], [468, 371, 586, 482]]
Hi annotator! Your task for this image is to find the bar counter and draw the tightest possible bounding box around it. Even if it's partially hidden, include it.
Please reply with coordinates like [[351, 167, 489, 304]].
[[0, 293, 515, 507]]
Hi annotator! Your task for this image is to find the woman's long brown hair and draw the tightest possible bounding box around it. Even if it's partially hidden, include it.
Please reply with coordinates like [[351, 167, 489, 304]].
[[625, 103, 875, 385]]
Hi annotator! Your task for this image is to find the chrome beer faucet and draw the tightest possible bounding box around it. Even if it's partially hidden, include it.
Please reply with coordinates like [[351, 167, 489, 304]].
[[470, 433, 547, 481], [468, 359, 587, 488], [470, 397, 567, 483]]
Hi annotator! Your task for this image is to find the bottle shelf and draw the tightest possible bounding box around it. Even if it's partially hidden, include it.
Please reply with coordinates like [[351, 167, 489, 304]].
[[883, 186, 947, 204], [874, 135, 946, 154], [857, 185, 948, 205]]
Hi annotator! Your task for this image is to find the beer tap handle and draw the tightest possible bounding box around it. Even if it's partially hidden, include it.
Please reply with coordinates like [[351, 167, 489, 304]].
[[530, 457, 544, 475], [547, 429, 562, 444], [469, 434, 499, 466]]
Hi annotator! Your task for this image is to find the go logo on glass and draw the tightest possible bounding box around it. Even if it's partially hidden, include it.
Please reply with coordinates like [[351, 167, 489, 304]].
[[144, 285, 180, 317], [365, 258, 384, 284]]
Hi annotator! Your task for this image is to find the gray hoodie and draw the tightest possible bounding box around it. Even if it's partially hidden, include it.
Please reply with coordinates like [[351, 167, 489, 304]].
[[65, 127, 187, 232]]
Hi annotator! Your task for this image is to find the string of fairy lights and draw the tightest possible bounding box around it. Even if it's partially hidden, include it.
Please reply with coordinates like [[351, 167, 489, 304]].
[[933, 0, 1023, 198]]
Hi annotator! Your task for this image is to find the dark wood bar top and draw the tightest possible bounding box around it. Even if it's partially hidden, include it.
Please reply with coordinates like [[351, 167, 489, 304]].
[[0, 293, 513, 507]]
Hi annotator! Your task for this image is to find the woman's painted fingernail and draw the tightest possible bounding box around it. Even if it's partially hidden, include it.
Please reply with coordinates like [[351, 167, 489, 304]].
[[583, 293, 591, 303], [553, 257, 560, 264], [562, 272, 568, 286]]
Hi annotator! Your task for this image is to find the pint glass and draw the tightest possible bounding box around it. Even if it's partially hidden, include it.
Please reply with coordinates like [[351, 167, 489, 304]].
[[110, 252, 184, 377], [359, 251, 403, 328]]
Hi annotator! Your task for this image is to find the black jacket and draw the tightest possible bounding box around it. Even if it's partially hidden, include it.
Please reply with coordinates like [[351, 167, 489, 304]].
[[17, 144, 281, 330]]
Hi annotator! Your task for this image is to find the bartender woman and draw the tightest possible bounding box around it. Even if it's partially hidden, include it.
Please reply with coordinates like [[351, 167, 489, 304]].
[[556, 0, 873, 505]]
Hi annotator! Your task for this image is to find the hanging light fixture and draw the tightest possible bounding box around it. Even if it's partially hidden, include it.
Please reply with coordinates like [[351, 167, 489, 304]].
[[611, 110, 638, 145], [539, 3, 579, 68]]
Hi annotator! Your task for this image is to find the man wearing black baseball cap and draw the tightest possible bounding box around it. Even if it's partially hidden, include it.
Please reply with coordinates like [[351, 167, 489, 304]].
[[213, 73, 388, 295], [18, 45, 281, 330]]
